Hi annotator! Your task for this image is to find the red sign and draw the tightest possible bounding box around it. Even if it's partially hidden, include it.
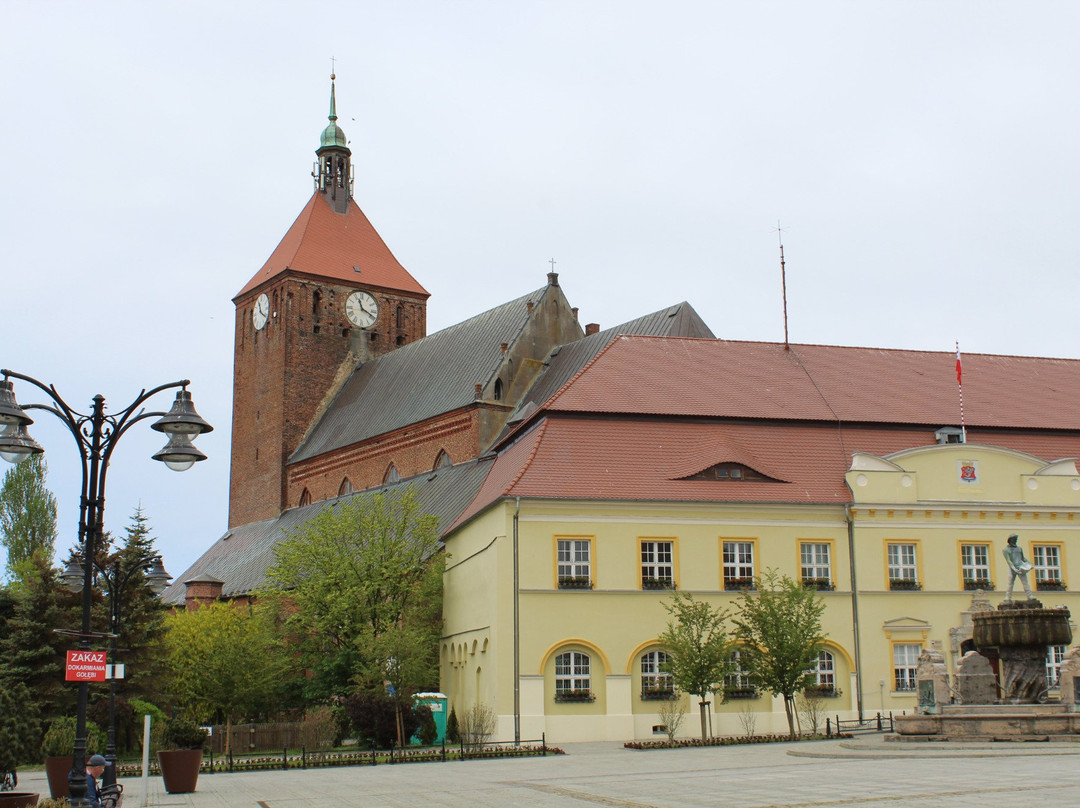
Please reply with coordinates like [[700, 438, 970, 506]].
[[66, 650, 107, 682]]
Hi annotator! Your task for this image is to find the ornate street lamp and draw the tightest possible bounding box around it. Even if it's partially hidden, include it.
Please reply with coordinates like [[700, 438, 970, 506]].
[[62, 552, 172, 788], [0, 370, 211, 807]]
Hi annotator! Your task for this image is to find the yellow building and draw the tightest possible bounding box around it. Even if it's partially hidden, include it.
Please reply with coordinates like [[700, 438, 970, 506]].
[[440, 337, 1080, 741]]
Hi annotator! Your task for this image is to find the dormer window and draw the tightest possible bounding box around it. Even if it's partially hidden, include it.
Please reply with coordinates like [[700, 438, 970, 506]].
[[682, 463, 775, 482], [935, 426, 964, 445]]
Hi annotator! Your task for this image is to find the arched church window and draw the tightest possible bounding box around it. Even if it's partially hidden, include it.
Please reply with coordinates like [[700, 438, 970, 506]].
[[298, 488, 312, 507], [434, 450, 452, 470], [396, 305, 404, 329], [338, 477, 354, 497], [312, 290, 321, 316], [493, 378, 503, 401], [383, 464, 401, 485]]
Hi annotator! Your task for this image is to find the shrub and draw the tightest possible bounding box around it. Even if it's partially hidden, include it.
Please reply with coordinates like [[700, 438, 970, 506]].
[[161, 717, 209, 750], [41, 715, 107, 758], [459, 703, 496, 749], [446, 706, 460, 744], [414, 704, 437, 746]]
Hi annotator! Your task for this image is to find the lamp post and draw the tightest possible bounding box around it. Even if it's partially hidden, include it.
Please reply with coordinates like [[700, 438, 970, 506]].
[[0, 370, 211, 807], [62, 551, 172, 788]]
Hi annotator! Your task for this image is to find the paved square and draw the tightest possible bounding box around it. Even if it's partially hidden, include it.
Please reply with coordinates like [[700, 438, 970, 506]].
[[17, 738, 1080, 807]]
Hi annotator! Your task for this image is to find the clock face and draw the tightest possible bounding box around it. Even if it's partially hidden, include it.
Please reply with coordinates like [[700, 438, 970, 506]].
[[252, 293, 270, 330], [345, 291, 379, 328]]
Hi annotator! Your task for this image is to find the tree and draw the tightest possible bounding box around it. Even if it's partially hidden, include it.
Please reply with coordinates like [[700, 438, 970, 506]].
[[108, 507, 170, 704], [657, 592, 733, 740], [0, 553, 80, 727], [160, 601, 287, 751], [731, 569, 826, 739], [0, 455, 58, 577], [261, 488, 444, 720]]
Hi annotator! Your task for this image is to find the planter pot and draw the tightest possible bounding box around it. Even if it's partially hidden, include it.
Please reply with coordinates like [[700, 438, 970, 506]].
[[158, 748, 203, 794], [0, 793, 40, 808], [45, 754, 73, 798]]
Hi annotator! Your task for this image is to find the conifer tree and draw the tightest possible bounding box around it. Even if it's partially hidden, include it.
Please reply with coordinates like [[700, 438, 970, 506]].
[[0, 455, 58, 577]]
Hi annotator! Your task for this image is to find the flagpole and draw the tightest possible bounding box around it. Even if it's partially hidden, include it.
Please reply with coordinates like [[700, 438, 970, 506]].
[[956, 341, 966, 443]]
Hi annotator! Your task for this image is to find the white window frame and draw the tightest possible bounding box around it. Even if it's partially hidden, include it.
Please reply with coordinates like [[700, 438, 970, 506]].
[[723, 541, 755, 584], [641, 540, 673, 585], [893, 643, 921, 692], [555, 650, 591, 693], [888, 543, 918, 583], [801, 543, 831, 583], [557, 539, 591, 581], [1047, 644, 1067, 689], [961, 543, 991, 584], [640, 650, 673, 693], [815, 650, 835, 689], [1033, 545, 1062, 583], [725, 649, 752, 691]]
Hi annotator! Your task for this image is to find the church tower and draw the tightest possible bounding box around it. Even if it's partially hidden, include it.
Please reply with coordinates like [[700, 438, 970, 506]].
[[229, 76, 429, 528]]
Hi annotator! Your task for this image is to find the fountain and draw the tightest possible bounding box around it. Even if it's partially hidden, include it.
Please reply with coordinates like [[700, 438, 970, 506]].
[[894, 535, 1078, 740]]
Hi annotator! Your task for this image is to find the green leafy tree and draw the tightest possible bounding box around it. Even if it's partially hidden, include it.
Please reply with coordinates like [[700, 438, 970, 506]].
[[0, 455, 58, 577], [160, 601, 287, 752], [657, 592, 733, 740], [261, 488, 444, 717], [731, 569, 826, 739]]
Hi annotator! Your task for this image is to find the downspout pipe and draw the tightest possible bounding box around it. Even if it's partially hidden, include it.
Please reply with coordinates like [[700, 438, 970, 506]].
[[845, 503, 864, 721], [513, 497, 521, 745]]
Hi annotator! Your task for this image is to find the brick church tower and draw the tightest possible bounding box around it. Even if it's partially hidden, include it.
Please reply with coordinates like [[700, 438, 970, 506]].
[[229, 76, 429, 528]]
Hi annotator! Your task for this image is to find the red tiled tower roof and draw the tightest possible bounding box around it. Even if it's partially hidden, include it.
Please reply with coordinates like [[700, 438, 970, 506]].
[[234, 194, 429, 300]]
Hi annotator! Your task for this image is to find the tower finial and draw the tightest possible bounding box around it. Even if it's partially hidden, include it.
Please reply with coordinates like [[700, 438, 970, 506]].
[[328, 73, 338, 123]]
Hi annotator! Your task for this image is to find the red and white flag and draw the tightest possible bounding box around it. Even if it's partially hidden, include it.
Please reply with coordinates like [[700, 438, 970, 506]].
[[955, 345, 962, 386]]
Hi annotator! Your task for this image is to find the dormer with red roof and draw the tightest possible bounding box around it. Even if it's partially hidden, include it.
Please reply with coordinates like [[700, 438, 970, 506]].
[[229, 76, 430, 528]]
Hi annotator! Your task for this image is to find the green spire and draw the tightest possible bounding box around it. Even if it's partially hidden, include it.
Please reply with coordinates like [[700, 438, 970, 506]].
[[320, 74, 348, 149]]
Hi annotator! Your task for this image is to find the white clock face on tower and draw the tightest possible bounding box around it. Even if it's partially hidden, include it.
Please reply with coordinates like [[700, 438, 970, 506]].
[[345, 291, 379, 328], [252, 293, 270, 330]]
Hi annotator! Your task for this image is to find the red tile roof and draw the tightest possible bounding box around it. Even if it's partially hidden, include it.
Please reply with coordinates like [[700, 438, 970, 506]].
[[235, 193, 429, 299], [449, 418, 1080, 531], [449, 336, 1080, 531], [542, 336, 1080, 430]]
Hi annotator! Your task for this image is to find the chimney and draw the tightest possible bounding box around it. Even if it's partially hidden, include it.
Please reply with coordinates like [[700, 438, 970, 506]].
[[547, 271, 559, 287], [585, 323, 600, 336], [526, 301, 534, 314], [474, 382, 483, 400], [571, 307, 579, 321], [500, 342, 508, 354]]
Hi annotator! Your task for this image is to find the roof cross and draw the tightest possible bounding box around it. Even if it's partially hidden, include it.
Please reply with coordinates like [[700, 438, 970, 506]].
[[548, 258, 557, 271]]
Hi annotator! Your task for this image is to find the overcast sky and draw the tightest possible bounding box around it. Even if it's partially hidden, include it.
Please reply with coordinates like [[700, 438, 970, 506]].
[[2, 1, 1078, 579]]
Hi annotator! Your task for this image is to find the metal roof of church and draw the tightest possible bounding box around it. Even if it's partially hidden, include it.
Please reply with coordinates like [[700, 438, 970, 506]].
[[290, 285, 554, 462], [162, 458, 491, 604], [234, 193, 429, 299]]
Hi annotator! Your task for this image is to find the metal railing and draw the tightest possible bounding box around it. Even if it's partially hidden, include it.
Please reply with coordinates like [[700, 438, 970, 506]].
[[825, 712, 894, 736]]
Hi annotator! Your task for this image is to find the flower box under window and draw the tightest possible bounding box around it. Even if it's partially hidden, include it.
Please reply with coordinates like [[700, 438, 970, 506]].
[[1037, 579, 1066, 592], [963, 578, 994, 591], [724, 577, 756, 591], [641, 687, 677, 701], [558, 576, 593, 589], [642, 578, 675, 590], [802, 685, 841, 699], [724, 687, 758, 700], [889, 578, 921, 591], [554, 689, 595, 703], [802, 577, 834, 591]]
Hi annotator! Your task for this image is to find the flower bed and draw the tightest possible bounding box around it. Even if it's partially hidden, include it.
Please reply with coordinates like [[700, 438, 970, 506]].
[[114, 742, 559, 777], [624, 733, 841, 750]]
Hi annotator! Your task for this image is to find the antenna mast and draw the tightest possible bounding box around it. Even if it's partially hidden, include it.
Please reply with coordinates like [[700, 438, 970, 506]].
[[777, 220, 789, 349]]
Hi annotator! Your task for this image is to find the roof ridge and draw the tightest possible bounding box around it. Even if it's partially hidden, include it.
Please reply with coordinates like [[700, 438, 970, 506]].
[[504, 419, 550, 495], [541, 331, 627, 412]]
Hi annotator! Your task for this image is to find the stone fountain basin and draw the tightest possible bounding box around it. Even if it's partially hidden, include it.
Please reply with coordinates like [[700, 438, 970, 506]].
[[972, 608, 1072, 648]]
